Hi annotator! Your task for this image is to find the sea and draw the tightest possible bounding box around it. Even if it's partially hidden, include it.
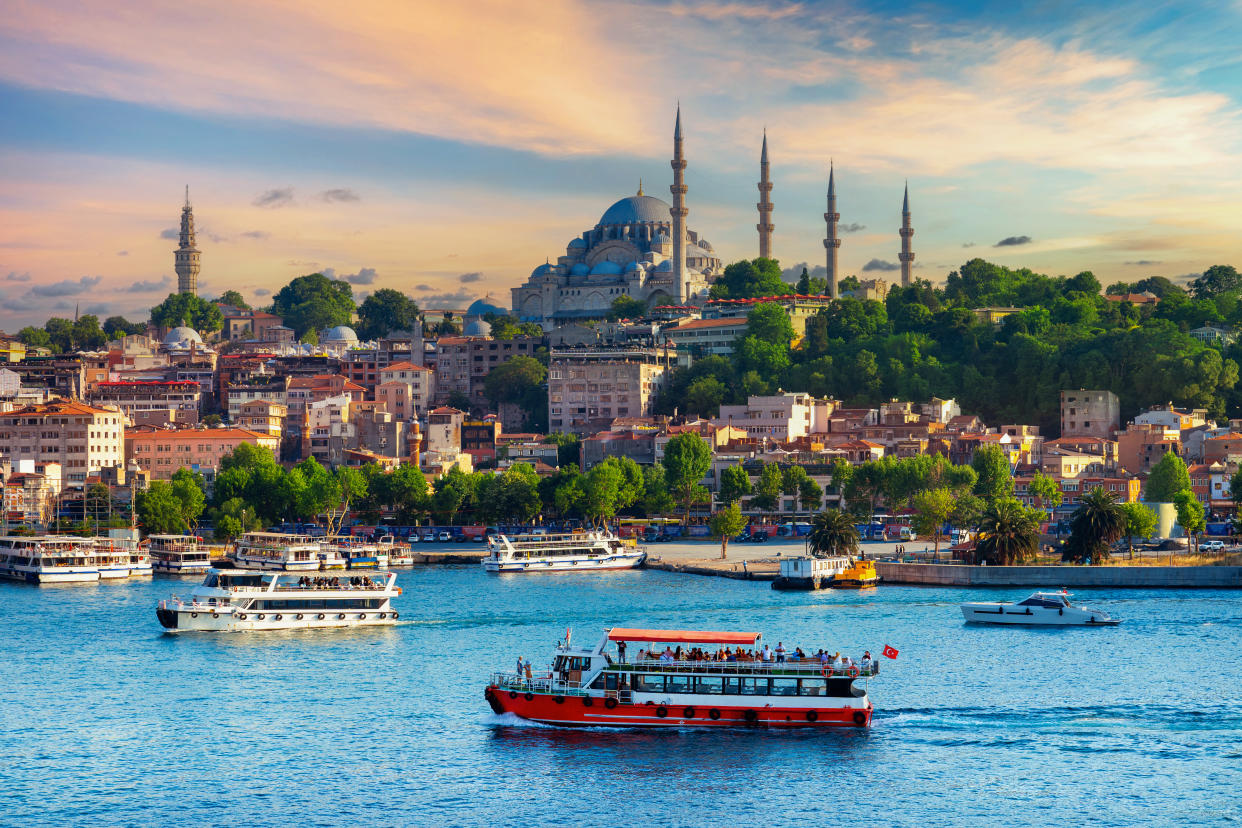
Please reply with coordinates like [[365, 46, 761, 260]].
[[2, 566, 1240, 827]]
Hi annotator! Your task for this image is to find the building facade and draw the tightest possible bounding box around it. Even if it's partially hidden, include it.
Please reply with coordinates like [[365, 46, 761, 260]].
[[548, 347, 677, 436], [0, 400, 125, 485], [1060, 389, 1120, 438], [126, 425, 279, 481]]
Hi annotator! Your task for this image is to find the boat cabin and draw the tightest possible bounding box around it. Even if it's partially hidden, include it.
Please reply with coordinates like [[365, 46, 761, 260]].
[[1017, 592, 1073, 608]]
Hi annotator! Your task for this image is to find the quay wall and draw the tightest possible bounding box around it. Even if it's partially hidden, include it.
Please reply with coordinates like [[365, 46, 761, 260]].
[[876, 562, 1242, 588]]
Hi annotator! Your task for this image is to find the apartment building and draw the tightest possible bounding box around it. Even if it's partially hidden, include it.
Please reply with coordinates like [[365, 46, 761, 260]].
[[92, 379, 201, 424], [0, 400, 125, 485], [548, 347, 676, 436], [1060, 389, 1119, 439], [126, 425, 279, 481]]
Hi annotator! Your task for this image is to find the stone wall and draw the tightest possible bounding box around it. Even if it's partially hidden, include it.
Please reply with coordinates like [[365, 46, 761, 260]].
[[876, 562, 1242, 588]]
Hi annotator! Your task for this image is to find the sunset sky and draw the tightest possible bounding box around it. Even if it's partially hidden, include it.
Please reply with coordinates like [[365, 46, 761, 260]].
[[2, 0, 1240, 327]]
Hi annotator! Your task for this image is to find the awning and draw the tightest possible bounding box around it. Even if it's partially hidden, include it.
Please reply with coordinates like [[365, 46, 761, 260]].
[[607, 628, 761, 645]]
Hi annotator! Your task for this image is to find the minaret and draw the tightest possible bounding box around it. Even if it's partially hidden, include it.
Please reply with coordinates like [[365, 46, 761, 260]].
[[175, 185, 201, 296], [670, 105, 688, 305], [823, 162, 840, 297], [756, 130, 774, 260], [899, 182, 914, 288]]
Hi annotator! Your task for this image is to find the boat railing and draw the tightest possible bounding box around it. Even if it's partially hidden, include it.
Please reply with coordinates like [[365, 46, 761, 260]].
[[614, 658, 878, 677], [490, 671, 589, 696]]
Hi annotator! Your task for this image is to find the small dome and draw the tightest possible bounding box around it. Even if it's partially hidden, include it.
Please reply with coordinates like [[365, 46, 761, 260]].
[[163, 326, 202, 346], [567, 238, 587, 249], [570, 262, 590, 276], [321, 325, 358, 342], [531, 263, 555, 278], [598, 195, 673, 227], [464, 319, 492, 336], [625, 261, 644, 273], [698, 239, 714, 252], [466, 298, 506, 317], [654, 260, 674, 273], [590, 260, 623, 276]]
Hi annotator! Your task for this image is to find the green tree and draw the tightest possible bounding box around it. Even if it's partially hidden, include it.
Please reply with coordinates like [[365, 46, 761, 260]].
[[661, 432, 713, 524], [640, 465, 675, 516], [911, 488, 955, 560], [750, 462, 783, 514], [1145, 452, 1192, 502], [971, 445, 1014, 500], [1027, 472, 1062, 514], [709, 502, 747, 560], [169, 468, 206, 530], [324, 465, 367, 535], [431, 467, 475, 524], [781, 465, 809, 514], [807, 509, 860, 558], [1119, 501, 1158, 559], [745, 302, 795, 346], [212, 290, 251, 310], [710, 257, 791, 300], [103, 316, 146, 339], [581, 461, 623, 526], [150, 293, 224, 332], [974, 497, 1041, 565], [136, 481, 190, 535], [1064, 487, 1126, 564], [356, 288, 420, 339], [17, 326, 51, 349], [542, 433, 580, 467], [607, 295, 646, 321], [212, 497, 260, 541], [269, 273, 356, 338], [798, 477, 823, 513], [1189, 264, 1241, 299], [482, 356, 547, 408], [1173, 490, 1206, 554], [684, 376, 727, 417]]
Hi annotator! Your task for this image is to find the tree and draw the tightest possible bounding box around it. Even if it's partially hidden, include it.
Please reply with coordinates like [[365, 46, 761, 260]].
[[798, 477, 823, 513], [1189, 264, 1241, 299], [684, 377, 726, 417], [1173, 490, 1206, 554], [1145, 452, 1192, 502], [1119, 501, 1158, 559], [1064, 487, 1126, 564], [44, 318, 74, 352], [356, 288, 420, 339], [911, 488, 955, 560], [661, 432, 712, 525], [136, 481, 190, 535], [974, 497, 1041, 565], [971, 445, 1013, 500], [749, 462, 783, 514], [269, 273, 356, 338], [640, 465, 675, 516], [212, 497, 260, 541], [482, 356, 547, 408], [431, 467, 475, 524], [324, 465, 367, 535], [709, 257, 791, 300], [781, 465, 809, 514], [542, 433, 580, 467], [1027, 472, 1062, 514], [607, 295, 646, 321], [581, 461, 623, 526], [169, 468, 206, 530], [71, 315, 107, 350], [807, 509, 860, 558], [212, 290, 250, 310], [709, 503, 747, 559], [150, 293, 224, 332], [17, 326, 51, 349], [745, 302, 795, 346], [103, 316, 146, 339]]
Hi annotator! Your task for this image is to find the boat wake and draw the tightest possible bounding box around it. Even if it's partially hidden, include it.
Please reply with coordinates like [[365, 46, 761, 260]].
[[484, 712, 557, 728]]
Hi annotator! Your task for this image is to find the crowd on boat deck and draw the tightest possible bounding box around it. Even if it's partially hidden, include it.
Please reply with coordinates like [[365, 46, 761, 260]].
[[295, 575, 381, 590], [630, 644, 876, 672]]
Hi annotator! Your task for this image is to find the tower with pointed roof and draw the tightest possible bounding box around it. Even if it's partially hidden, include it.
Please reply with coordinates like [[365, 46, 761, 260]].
[[757, 131, 774, 260], [175, 186, 200, 296], [823, 163, 840, 297], [899, 183, 914, 288], [670, 105, 688, 304]]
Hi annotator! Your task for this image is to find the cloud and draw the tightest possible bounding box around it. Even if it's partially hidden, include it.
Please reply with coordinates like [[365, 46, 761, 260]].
[[995, 235, 1033, 247], [415, 284, 436, 292], [240, 230, 270, 240], [840, 223, 865, 234], [29, 275, 103, 297], [123, 276, 172, 293], [781, 262, 826, 281], [421, 290, 475, 308], [458, 272, 483, 283], [117, 250, 128, 256], [252, 188, 294, 208], [862, 259, 899, 272], [5, 271, 31, 282], [254, 288, 271, 297], [320, 188, 360, 203], [962, 242, 977, 248], [343, 267, 377, 285], [159, 227, 179, 240], [1126, 259, 1161, 266]]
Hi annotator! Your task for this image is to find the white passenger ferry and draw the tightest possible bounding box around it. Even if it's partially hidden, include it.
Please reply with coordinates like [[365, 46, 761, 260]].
[[149, 535, 213, 575], [156, 568, 402, 632], [332, 537, 392, 570], [482, 530, 645, 573], [0, 535, 102, 583], [93, 535, 152, 578], [486, 628, 877, 728], [228, 532, 324, 572]]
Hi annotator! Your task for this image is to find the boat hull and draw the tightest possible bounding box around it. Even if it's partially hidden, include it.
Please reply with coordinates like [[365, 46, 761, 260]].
[[484, 686, 871, 728], [153, 561, 211, 575], [157, 607, 400, 632], [960, 604, 1119, 626], [483, 552, 646, 574], [1, 566, 101, 583]]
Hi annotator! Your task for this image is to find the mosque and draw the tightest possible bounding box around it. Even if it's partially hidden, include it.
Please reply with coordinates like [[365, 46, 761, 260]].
[[512, 107, 917, 329]]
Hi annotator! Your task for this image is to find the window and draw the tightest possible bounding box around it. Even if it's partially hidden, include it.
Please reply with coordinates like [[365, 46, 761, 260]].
[[633, 674, 664, 693], [739, 677, 767, 696], [695, 676, 723, 694]]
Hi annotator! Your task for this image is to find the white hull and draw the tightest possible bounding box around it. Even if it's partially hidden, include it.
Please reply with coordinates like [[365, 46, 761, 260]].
[[231, 556, 321, 572], [153, 561, 211, 575], [162, 607, 399, 632], [961, 604, 1119, 626], [98, 565, 131, 579], [483, 552, 646, 573], [1, 565, 101, 583]]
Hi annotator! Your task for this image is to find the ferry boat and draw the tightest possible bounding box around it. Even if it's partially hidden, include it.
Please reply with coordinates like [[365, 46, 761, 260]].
[[961, 590, 1120, 626], [92, 535, 152, 578], [482, 530, 646, 573], [485, 628, 876, 728], [333, 537, 393, 570], [155, 567, 401, 632], [149, 535, 212, 575], [0, 535, 102, 583], [228, 532, 324, 572], [773, 556, 879, 590], [387, 540, 415, 567]]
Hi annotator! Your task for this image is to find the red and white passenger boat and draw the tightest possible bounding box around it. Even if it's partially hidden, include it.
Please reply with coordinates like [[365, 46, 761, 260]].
[[485, 627, 877, 728]]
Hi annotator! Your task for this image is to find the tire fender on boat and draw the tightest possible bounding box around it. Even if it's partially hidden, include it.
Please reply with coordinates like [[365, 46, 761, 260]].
[[853, 711, 867, 726], [683, 707, 696, 719], [655, 706, 668, 718], [582, 696, 594, 707], [238, 613, 247, 620], [743, 709, 759, 723], [806, 710, 819, 722], [604, 698, 618, 710], [553, 695, 565, 704], [708, 708, 721, 720], [317, 613, 325, 620], [508, 691, 518, 700], [296, 613, 304, 620], [524, 692, 534, 701]]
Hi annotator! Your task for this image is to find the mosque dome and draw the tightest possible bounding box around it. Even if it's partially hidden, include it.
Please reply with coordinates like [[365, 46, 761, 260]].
[[567, 238, 587, 249], [570, 262, 590, 276], [654, 260, 674, 273], [163, 326, 203, 347], [531, 263, 555, 278], [624, 261, 644, 273], [653, 232, 671, 244], [590, 260, 624, 276], [321, 325, 358, 343], [698, 239, 714, 252], [598, 194, 672, 227], [466, 298, 506, 317], [463, 319, 492, 336]]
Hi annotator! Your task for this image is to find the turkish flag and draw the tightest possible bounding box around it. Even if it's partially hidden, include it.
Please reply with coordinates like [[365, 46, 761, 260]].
[[882, 645, 899, 660]]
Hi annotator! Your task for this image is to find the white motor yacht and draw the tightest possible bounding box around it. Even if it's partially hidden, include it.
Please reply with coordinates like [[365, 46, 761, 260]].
[[960, 591, 1120, 626]]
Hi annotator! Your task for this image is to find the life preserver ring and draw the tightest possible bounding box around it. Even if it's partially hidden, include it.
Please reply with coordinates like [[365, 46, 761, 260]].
[[683, 707, 696, 719], [847, 666, 860, 678], [821, 664, 833, 678], [582, 696, 594, 707], [524, 692, 534, 701], [238, 613, 247, 620], [655, 706, 668, 718], [604, 698, 619, 710], [317, 614, 325, 620], [853, 711, 867, 726], [806, 710, 819, 722], [743, 709, 759, 723], [359, 614, 367, 620], [508, 691, 518, 699], [553, 695, 565, 704], [708, 708, 721, 720]]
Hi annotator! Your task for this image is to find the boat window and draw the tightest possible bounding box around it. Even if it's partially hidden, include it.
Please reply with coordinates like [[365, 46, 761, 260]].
[[666, 675, 692, 694], [799, 679, 825, 697], [590, 673, 608, 690], [605, 673, 619, 691], [771, 678, 799, 696], [722, 677, 741, 695], [203, 573, 218, 588], [633, 674, 664, 693], [740, 678, 768, 696], [695, 676, 723, 694]]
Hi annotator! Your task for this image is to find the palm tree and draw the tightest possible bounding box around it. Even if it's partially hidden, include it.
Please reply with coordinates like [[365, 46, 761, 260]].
[[1063, 487, 1126, 565], [808, 509, 860, 558], [974, 497, 1040, 565]]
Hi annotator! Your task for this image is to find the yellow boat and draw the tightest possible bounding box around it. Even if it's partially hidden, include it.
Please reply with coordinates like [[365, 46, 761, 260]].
[[830, 558, 879, 588]]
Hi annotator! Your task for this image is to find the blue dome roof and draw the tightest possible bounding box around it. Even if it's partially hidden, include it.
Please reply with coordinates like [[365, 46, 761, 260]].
[[464, 319, 492, 336], [625, 261, 644, 272], [598, 195, 672, 226], [567, 237, 587, 248], [653, 232, 671, 244], [590, 260, 624, 276], [570, 262, 590, 276], [654, 260, 674, 272], [466, 298, 506, 317], [531, 263, 555, 278]]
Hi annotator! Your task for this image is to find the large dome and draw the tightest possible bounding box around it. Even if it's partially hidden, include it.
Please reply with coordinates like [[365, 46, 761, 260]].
[[466, 298, 507, 317], [321, 325, 358, 342], [163, 326, 202, 346], [598, 195, 672, 227]]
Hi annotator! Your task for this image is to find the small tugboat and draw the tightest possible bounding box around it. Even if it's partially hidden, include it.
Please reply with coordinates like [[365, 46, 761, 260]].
[[149, 535, 212, 575], [485, 628, 877, 728], [772, 556, 879, 590], [960, 590, 1120, 626], [482, 530, 645, 573], [156, 567, 401, 632], [228, 532, 324, 571]]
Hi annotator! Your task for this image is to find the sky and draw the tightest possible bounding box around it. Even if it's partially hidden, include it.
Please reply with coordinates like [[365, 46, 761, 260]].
[[1, 0, 1241, 327]]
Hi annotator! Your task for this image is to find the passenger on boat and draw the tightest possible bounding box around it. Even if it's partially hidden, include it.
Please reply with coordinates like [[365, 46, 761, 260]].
[[775, 642, 786, 663], [617, 640, 627, 662], [516, 656, 524, 676], [761, 644, 773, 663], [523, 659, 533, 682], [860, 652, 873, 672], [659, 647, 675, 664]]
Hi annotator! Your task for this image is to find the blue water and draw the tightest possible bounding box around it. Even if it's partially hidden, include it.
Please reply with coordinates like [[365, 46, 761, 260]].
[[2, 569, 1241, 827]]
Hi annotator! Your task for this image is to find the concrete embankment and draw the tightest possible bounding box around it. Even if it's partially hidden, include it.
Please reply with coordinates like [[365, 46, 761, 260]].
[[407, 550, 488, 565], [647, 559, 779, 580], [876, 561, 1242, 588]]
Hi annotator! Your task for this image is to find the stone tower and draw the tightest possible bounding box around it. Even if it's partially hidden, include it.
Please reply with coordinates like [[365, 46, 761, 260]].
[[899, 182, 914, 288], [823, 163, 840, 297], [756, 130, 774, 260], [670, 105, 688, 305], [175, 186, 200, 296]]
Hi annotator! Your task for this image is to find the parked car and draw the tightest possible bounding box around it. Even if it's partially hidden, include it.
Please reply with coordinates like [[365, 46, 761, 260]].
[[751, 533, 768, 543], [437, 530, 452, 542], [408, 534, 419, 544], [455, 533, 468, 543], [472, 534, 486, 543], [1201, 540, 1225, 551]]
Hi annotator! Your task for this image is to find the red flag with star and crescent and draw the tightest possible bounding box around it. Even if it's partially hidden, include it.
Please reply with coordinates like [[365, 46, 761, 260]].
[[883, 645, 899, 660]]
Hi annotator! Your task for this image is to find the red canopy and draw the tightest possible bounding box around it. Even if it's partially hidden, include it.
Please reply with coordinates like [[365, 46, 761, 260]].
[[606, 628, 761, 645]]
